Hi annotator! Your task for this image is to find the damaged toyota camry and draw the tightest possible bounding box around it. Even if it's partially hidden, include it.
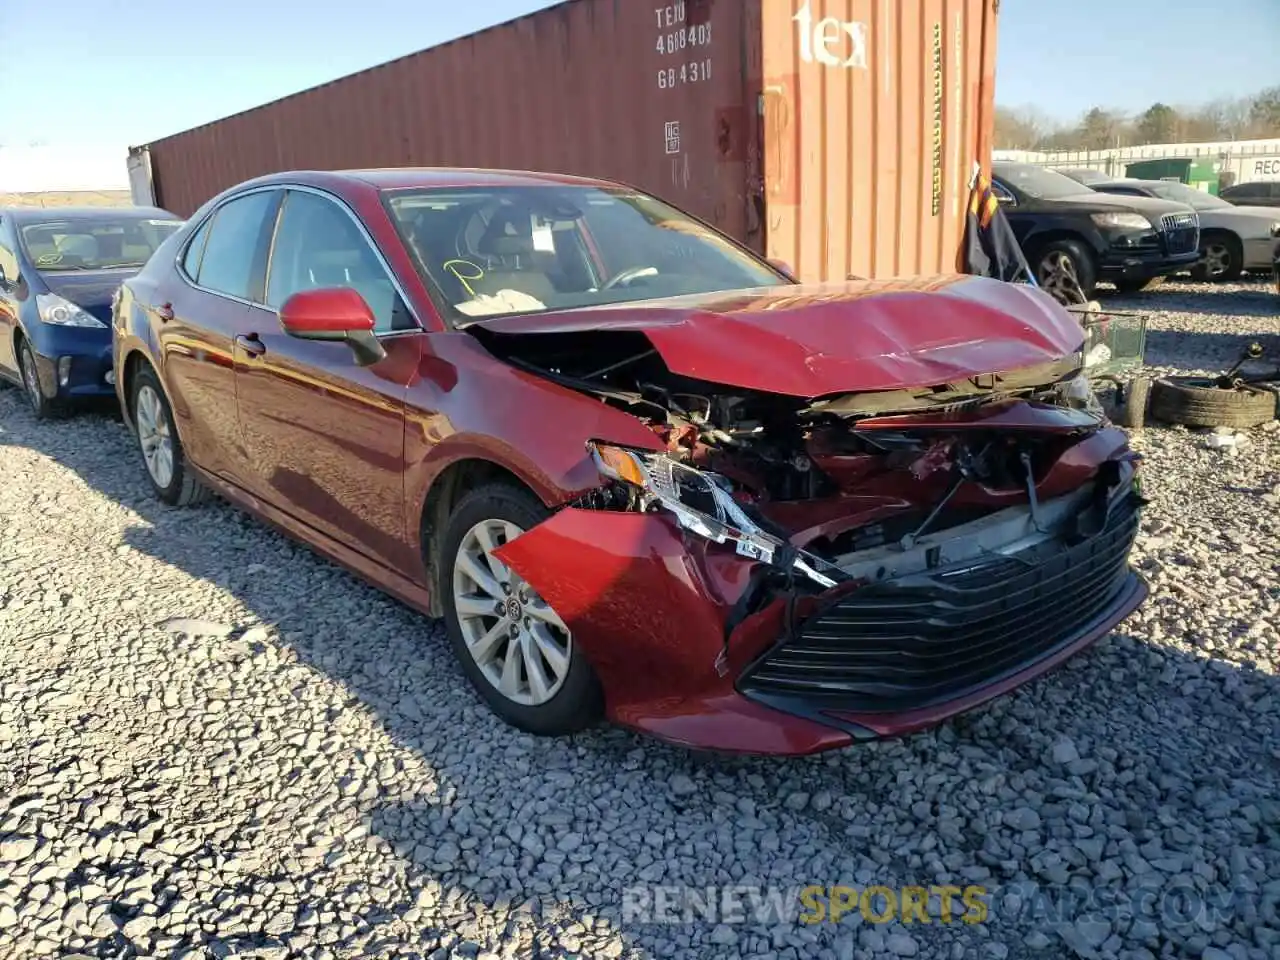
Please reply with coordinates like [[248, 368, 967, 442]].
[[112, 169, 1148, 756]]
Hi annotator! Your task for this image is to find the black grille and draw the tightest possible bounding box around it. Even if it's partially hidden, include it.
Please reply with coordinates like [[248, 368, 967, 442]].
[[739, 494, 1142, 714], [1160, 212, 1199, 255]]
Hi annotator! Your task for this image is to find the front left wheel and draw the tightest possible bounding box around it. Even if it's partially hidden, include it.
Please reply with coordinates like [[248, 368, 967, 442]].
[[440, 482, 603, 736], [17, 340, 63, 420], [1034, 238, 1097, 303], [1192, 233, 1243, 282], [129, 365, 210, 506]]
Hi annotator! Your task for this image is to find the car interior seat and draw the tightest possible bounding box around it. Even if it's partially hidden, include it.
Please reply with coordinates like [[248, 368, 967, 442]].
[[469, 209, 559, 303]]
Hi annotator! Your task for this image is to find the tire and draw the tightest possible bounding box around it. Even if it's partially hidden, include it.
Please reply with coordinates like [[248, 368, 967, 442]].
[[1119, 376, 1151, 429], [17, 339, 64, 420], [1112, 277, 1164, 294], [440, 482, 603, 736], [1191, 233, 1244, 282], [129, 365, 210, 506], [1148, 376, 1276, 429], [1033, 238, 1097, 303]]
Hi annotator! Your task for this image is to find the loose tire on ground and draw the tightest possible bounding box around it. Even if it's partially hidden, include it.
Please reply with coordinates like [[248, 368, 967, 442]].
[[1119, 376, 1151, 429], [440, 482, 603, 736], [129, 365, 211, 506], [1148, 376, 1276, 429]]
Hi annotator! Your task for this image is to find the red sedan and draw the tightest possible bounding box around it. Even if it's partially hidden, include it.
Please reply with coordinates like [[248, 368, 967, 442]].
[[112, 169, 1148, 756]]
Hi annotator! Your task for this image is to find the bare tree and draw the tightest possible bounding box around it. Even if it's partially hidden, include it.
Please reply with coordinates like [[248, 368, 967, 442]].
[[995, 86, 1280, 150]]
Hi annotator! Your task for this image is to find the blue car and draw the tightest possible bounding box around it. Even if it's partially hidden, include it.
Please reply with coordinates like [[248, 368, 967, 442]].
[[0, 205, 183, 417]]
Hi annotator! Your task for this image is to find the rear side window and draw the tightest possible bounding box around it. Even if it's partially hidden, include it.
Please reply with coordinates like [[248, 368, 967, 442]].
[[192, 191, 277, 301], [181, 217, 212, 280]]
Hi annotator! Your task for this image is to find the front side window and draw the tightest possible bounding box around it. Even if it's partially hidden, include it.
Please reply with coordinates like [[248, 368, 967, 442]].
[[265, 190, 413, 333], [385, 184, 788, 323], [194, 191, 278, 300], [18, 215, 182, 272]]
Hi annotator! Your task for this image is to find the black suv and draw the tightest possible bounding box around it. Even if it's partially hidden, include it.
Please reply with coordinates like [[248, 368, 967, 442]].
[[992, 162, 1201, 297]]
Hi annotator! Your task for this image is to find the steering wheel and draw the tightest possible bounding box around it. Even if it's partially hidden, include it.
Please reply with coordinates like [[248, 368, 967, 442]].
[[601, 265, 659, 290]]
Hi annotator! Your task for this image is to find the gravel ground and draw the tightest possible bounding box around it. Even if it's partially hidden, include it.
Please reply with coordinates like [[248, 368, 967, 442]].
[[0, 277, 1277, 960]]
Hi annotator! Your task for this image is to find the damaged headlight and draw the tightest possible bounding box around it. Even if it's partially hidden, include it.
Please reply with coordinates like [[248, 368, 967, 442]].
[[588, 442, 840, 589]]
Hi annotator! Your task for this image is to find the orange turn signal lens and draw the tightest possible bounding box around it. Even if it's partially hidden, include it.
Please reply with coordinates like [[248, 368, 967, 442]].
[[591, 444, 648, 487]]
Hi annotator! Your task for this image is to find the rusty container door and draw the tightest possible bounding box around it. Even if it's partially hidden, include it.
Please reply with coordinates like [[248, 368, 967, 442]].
[[758, 0, 998, 281], [146, 0, 761, 247]]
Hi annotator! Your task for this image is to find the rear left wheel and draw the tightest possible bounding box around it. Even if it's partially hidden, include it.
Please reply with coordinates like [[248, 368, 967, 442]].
[[130, 365, 210, 506], [440, 483, 603, 736]]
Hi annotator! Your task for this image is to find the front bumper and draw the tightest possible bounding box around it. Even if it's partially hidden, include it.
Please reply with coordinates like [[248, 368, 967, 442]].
[[493, 437, 1148, 756], [1098, 248, 1200, 281], [25, 325, 114, 399]]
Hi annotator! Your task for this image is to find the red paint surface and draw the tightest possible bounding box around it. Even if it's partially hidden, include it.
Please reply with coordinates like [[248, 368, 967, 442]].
[[476, 276, 1085, 397], [279, 287, 376, 335], [112, 168, 1147, 757]]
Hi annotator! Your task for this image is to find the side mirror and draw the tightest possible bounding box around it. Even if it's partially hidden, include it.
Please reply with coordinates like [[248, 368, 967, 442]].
[[767, 258, 797, 281], [279, 287, 387, 367]]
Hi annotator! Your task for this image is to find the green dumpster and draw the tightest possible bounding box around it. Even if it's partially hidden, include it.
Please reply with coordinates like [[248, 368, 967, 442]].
[[1124, 157, 1221, 195]]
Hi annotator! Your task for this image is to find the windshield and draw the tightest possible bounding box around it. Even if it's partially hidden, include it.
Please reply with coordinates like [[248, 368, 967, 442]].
[[385, 185, 789, 322], [1144, 181, 1231, 211], [20, 215, 183, 271], [995, 164, 1095, 200]]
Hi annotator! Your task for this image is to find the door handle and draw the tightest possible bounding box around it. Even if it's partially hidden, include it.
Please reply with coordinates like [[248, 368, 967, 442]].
[[156, 302, 174, 322], [236, 333, 267, 357]]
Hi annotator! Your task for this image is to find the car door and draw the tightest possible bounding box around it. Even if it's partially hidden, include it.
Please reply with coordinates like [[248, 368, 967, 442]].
[[0, 217, 22, 378], [234, 186, 421, 575], [160, 188, 281, 486]]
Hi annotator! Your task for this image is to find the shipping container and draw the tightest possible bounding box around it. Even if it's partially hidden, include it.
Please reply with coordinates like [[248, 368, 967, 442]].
[[137, 0, 998, 283]]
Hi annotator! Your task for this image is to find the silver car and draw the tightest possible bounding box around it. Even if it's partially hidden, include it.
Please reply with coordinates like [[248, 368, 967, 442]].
[[1090, 178, 1280, 281]]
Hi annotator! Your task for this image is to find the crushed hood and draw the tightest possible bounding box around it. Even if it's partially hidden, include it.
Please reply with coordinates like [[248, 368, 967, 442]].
[[472, 275, 1085, 397]]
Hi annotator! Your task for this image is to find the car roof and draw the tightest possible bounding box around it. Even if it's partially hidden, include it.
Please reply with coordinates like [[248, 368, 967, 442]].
[[241, 167, 628, 193], [0, 205, 178, 223], [1092, 179, 1153, 188]]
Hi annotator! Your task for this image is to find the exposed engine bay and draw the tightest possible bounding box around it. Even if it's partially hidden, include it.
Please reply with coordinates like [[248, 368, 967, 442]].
[[469, 325, 1129, 594]]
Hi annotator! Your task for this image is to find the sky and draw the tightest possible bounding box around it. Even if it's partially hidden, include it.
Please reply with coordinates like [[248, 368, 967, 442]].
[[0, 0, 1277, 156]]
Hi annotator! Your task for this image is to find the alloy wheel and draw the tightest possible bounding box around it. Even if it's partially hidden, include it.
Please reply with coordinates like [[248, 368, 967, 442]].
[[19, 344, 42, 412], [451, 518, 572, 707], [135, 384, 175, 489], [1037, 250, 1080, 302], [1202, 242, 1231, 279]]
